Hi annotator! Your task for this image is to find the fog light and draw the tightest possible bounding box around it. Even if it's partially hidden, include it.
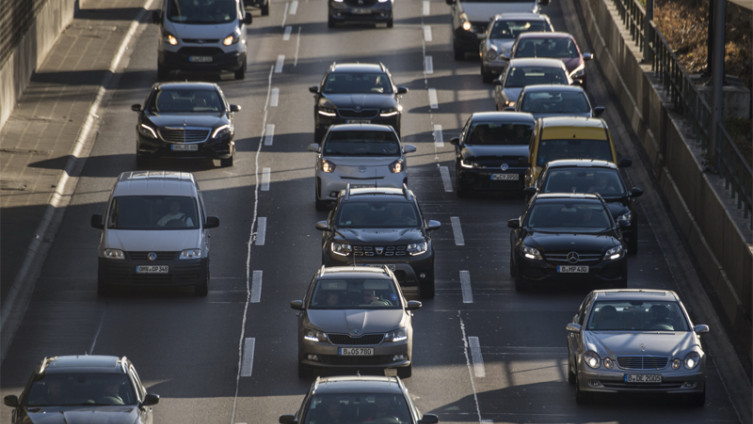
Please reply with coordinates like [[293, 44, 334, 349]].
[[681, 382, 697, 389], [419, 273, 426, 279], [587, 379, 604, 388], [306, 354, 320, 362], [392, 354, 406, 361]]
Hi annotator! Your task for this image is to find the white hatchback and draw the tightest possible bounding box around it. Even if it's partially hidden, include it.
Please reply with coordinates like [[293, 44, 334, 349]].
[[309, 124, 416, 210]]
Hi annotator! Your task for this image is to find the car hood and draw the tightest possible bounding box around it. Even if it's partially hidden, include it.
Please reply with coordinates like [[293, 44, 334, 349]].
[[463, 144, 528, 159], [322, 94, 396, 109], [488, 39, 515, 52], [17, 405, 142, 424], [585, 331, 698, 357], [503, 87, 523, 103], [103, 229, 202, 251], [526, 232, 618, 251], [145, 113, 227, 128], [562, 57, 581, 73], [308, 309, 404, 334], [166, 21, 239, 39], [603, 200, 630, 218], [336, 228, 424, 244], [462, 3, 536, 20]]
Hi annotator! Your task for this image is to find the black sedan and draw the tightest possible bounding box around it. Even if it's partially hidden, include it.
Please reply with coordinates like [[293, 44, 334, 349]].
[[450, 111, 535, 197], [508, 192, 627, 291], [3, 355, 159, 424], [132, 82, 239, 167], [309, 62, 407, 142], [528, 159, 643, 254]]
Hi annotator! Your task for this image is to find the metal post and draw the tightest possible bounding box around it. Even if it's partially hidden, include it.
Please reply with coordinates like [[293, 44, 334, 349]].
[[710, 0, 726, 172], [644, 0, 653, 63]]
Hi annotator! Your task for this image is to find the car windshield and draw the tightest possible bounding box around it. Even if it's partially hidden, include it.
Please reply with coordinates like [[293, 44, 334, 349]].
[[166, 0, 237, 23], [322, 72, 394, 94], [336, 201, 419, 228], [151, 89, 224, 113], [542, 169, 626, 197], [490, 19, 551, 39], [525, 201, 611, 232], [535, 138, 612, 167], [310, 278, 400, 309], [515, 37, 579, 59], [304, 393, 412, 424], [323, 131, 400, 156], [519, 91, 589, 114], [107, 195, 199, 230], [467, 122, 533, 145], [587, 301, 690, 331], [23, 373, 135, 406], [505, 67, 568, 88]]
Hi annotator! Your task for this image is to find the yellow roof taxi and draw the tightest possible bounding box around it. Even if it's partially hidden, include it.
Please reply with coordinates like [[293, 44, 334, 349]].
[[525, 117, 631, 187]]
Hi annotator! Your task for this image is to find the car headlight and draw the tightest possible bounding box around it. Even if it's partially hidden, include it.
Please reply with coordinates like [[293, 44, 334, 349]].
[[180, 249, 203, 259], [460, 14, 471, 31], [603, 245, 624, 261], [164, 31, 178, 46], [407, 241, 428, 256], [303, 329, 328, 342], [103, 249, 125, 260], [505, 100, 516, 108], [222, 30, 240, 46], [603, 357, 615, 369], [385, 328, 407, 342], [485, 49, 498, 61], [380, 107, 400, 117], [332, 0, 344, 2], [459, 156, 475, 169], [377, 0, 389, 3], [570, 63, 586, 79], [320, 159, 336, 173], [389, 159, 404, 173], [616, 211, 632, 226], [522, 246, 542, 260], [684, 351, 701, 369], [317, 107, 337, 117], [330, 241, 352, 257], [584, 351, 601, 369], [212, 124, 231, 139], [138, 123, 158, 139]]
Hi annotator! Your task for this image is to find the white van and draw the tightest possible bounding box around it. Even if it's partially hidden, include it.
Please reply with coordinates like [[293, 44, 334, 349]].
[[91, 171, 219, 297], [154, 0, 252, 80]]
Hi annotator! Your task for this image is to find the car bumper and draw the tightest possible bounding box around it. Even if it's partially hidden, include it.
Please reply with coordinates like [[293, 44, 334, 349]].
[[322, 251, 433, 288], [317, 173, 407, 201], [481, 58, 509, 75], [159, 48, 246, 73], [299, 338, 411, 369], [515, 255, 627, 286], [98, 257, 208, 288], [315, 114, 400, 134], [137, 133, 234, 160], [576, 366, 706, 395], [456, 167, 526, 192]]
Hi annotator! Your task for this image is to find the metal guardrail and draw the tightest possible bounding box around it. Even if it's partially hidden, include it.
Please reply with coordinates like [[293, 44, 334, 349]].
[[612, 0, 752, 224]]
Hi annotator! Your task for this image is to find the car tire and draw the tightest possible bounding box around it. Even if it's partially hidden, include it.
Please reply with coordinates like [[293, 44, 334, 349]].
[[574, 375, 590, 404], [261, 1, 269, 15], [453, 42, 465, 61], [298, 363, 312, 379], [420, 279, 435, 299], [397, 365, 412, 379], [220, 155, 234, 167], [315, 181, 329, 211], [157, 64, 170, 81], [234, 62, 246, 80], [194, 272, 208, 297]]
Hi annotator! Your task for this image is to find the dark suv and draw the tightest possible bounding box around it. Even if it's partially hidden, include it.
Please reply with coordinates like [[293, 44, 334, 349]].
[[309, 62, 408, 142], [316, 186, 441, 298], [328, 0, 394, 28]]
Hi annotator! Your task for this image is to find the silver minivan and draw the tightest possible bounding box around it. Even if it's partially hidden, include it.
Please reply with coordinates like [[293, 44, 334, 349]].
[[154, 0, 252, 80], [91, 171, 219, 296]]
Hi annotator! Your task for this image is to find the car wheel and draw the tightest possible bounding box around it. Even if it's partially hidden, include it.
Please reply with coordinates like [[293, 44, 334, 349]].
[[261, 1, 269, 15], [453, 43, 465, 61], [157, 64, 170, 81], [234, 62, 246, 80], [315, 181, 328, 211], [194, 274, 208, 297], [298, 362, 312, 379], [220, 155, 234, 167], [397, 365, 412, 379], [420, 278, 435, 299], [575, 374, 590, 404]]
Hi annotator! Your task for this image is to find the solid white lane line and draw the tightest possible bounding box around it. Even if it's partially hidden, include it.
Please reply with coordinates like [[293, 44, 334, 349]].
[[433, 124, 443, 147], [458, 313, 485, 423], [290, 0, 298, 14], [439, 166, 453, 192], [451, 216, 465, 246], [264, 123, 275, 146], [294, 27, 302, 67], [251, 270, 262, 303], [424, 55, 433, 75], [255, 217, 267, 246], [270, 88, 279, 107], [261, 168, 270, 191], [459, 270, 473, 304], [240, 337, 256, 377], [469, 336, 486, 378], [423, 25, 432, 42], [275, 55, 285, 73], [428, 88, 438, 109], [422, 0, 430, 15], [283, 26, 292, 40]]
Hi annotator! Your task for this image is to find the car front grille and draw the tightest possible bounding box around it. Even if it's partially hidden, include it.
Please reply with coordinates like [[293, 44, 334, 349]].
[[338, 108, 379, 119], [545, 252, 602, 264], [127, 251, 179, 261], [472, 155, 527, 168], [328, 333, 385, 345], [354, 245, 407, 257], [342, 0, 378, 5], [617, 356, 669, 369], [159, 127, 211, 143], [182, 38, 220, 44], [178, 47, 224, 56]]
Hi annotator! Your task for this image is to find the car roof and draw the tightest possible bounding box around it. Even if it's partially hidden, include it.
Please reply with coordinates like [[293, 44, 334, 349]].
[[493, 12, 550, 21], [327, 123, 397, 133], [318, 265, 394, 279], [469, 111, 535, 123], [112, 171, 199, 197], [533, 192, 602, 201], [155, 81, 219, 91], [341, 185, 414, 202], [538, 117, 608, 140], [522, 84, 586, 94], [39, 355, 128, 375], [507, 58, 568, 69], [516, 31, 575, 40], [329, 62, 386, 73], [591, 289, 681, 302], [544, 159, 619, 170], [310, 375, 405, 395]]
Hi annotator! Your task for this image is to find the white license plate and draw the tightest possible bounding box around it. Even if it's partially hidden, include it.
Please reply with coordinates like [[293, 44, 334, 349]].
[[351, 8, 371, 14], [172, 144, 198, 151], [557, 265, 589, 273], [189, 56, 213, 63], [625, 374, 662, 383], [346, 119, 371, 124], [339, 347, 374, 356], [136, 265, 169, 274], [490, 173, 519, 181]]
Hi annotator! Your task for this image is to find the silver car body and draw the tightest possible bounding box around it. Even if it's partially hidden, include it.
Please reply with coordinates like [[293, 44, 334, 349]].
[[566, 289, 708, 404], [479, 13, 554, 81], [513, 84, 603, 119], [492, 58, 571, 110]]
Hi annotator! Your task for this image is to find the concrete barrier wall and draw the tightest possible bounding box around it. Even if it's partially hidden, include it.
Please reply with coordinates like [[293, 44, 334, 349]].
[[579, 0, 752, 365], [0, 0, 77, 129]]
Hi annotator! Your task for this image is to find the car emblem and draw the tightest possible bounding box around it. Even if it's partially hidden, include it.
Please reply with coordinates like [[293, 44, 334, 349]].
[[148, 252, 158, 261], [500, 163, 509, 171], [358, 166, 368, 173], [183, 121, 187, 127], [566, 251, 579, 263], [640, 343, 647, 352], [355, 105, 361, 112], [351, 329, 361, 336], [375, 247, 385, 255]]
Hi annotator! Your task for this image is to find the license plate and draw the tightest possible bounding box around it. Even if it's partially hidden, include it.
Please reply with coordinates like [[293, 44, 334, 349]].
[[346, 119, 371, 124], [189, 56, 213, 63], [351, 8, 371, 14], [491, 173, 519, 181], [172, 144, 198, 151], [136, 265, 169, 274], [557, 265, 589, 273], [339, 347, 374, 356], [625, 374, 662, 383]]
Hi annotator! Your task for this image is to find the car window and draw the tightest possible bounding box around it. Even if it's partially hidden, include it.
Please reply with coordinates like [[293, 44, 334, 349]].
[[492, 19, 552, 39], [23, 373, 135, 406], [535, 138, 612, 167], [323, 131, 400, 156], [467, 122, 532, 145], [108, 196, 199, 230], [506, 67, 568, 87], [310, 278, 400, 309], [323, 72, 393, 94], [304, 393, 412, 424], [526, 201, 610, 231], [516, 37, 579, 59], [166, 0, 237, 24], [336, 201, 419, 228], [587, 301, 689, 331], [520, 91, 589, 114], [543, 169, 626, 196], [152, 89, 224, 113]]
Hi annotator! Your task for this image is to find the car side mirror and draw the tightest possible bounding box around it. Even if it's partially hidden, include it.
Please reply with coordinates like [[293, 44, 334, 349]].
[[396, 87, 408, 95], [403, 144, 417, 154], [618, 158, 632, 168], [290, 300, 304, 310], [229, 104, 241, 113], [308, 143, 321, 153], [539, 0, 550, 5], [406, 300, 422, 310], [152, 10, 162, 24], [524, 186, 537, 196], [694, 324, 710, 334], [503, 106, 516, 112], [565, 323, 582, 333], [449, 137, 460, 146], [279, 415, 297, 424], [243, 12, 253, 25], [205, 216, 220, 229], [308, 86, 319, 94], [630, 187, 643, 198], [592, 106, 605, 117], [142, 393, 160, 406], [91, 214, 104, 229], [4, 395, 19, 407], [507, 218, 520, 228], [419, 414, 439, 424], [426, 220, 441, 231], [315, 220, 330, 231], [583, 52, 594, 61], [131, 104, 141, 112]]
